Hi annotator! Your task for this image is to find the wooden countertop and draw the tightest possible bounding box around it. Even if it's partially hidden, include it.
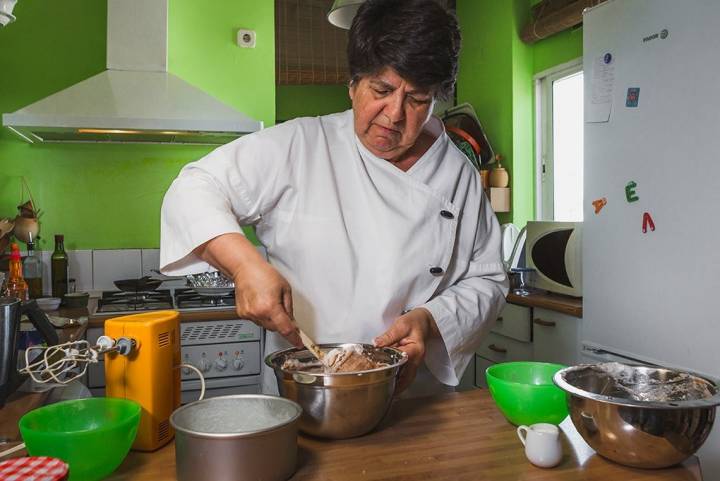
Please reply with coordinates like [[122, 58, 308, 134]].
[[507, 290, 583, 318], [50, 298, 239, 327], [108, 389, 700, 481], [38, 297, 238, 327]]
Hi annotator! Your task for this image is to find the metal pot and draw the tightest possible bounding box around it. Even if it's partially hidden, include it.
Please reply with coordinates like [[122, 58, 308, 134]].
[[554, 363, 720, 468], [170, 395, 302, 481], [265, 343, 407, 439]]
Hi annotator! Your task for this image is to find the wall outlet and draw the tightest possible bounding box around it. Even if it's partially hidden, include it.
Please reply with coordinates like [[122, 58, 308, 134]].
[[237, 29, 256, 48]]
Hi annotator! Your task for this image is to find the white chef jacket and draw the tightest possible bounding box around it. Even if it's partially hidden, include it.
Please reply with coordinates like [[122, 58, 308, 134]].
[[160, 110, 508, 395]]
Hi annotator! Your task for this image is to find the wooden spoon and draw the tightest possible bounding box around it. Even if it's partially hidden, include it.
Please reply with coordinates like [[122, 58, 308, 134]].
[[297, 328, 326, 365]]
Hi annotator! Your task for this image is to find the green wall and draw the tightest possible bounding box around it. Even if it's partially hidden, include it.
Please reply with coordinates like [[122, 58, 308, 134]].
[[456, 0, 582, 227], [0, 0, 274, 251], [456, 0, 532, 226], [1, 0, 582, 250], [276, 85, 351, 122], [532, 27, 583, 75]]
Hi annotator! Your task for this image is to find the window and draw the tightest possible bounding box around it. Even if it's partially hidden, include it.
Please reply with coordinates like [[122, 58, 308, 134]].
[[535, 59, 584, 221]]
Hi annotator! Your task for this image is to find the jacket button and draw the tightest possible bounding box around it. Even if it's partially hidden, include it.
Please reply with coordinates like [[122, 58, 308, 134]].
[[440, 210, 454, 219], [429, 267, 444, 275]]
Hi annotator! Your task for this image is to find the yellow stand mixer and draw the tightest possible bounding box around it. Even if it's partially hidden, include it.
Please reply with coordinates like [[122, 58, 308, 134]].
[[20, 310, 204, 452]]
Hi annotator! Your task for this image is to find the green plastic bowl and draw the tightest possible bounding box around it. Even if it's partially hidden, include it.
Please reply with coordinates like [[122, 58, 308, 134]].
[[19, 397, 141, 481], [486, 362, 568, 426]]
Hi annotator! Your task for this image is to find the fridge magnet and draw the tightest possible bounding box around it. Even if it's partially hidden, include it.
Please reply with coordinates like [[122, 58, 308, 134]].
[[642, 212, 656, 233], [626, 88, 640, 108], [592, 197, 607, 214], [625, 181, 639, 202]]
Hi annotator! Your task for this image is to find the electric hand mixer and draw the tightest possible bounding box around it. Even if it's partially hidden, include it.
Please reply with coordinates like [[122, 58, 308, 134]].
[[16, 310, 204, 453]]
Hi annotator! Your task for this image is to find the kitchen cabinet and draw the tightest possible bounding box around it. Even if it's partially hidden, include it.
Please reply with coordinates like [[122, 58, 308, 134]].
[[532, 307, 580, 366], [491, 303, 532, 342], [472, 304, 533, 388], [474, 355, 495, 388], [478, 332, 533, 363]]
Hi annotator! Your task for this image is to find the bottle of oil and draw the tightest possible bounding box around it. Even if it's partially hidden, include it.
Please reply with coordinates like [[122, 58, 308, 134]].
[[23, 234, 43, 298], [51, 234, 69, 298], [5, 243, 29, 301]]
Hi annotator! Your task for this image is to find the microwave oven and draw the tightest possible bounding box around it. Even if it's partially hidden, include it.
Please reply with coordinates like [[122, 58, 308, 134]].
[[525, 221, 582, 297]]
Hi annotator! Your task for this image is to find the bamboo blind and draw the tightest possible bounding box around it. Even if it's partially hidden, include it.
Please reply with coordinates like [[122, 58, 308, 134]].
[[276, 0, 350, 85], [520, 0, 607, 44]]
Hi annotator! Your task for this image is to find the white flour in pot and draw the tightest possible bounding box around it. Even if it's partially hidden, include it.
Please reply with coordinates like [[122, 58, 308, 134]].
[[175, 397, 299, 434]]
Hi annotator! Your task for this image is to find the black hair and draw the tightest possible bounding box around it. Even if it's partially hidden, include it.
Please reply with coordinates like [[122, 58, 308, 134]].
[[347, 0, 461, 100]]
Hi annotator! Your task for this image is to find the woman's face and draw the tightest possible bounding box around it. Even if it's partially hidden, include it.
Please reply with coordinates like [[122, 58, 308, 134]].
[[350, 67, 435, 163]]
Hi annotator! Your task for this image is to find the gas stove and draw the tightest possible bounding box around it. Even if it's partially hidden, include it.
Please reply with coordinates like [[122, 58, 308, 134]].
[[89, 286, 260, 402], [96, 288, 236, 314]]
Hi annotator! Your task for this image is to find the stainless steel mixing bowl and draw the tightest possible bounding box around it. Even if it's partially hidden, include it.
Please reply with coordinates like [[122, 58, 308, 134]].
[[554, 363, 720, 468], [265, 343, 407, 439]]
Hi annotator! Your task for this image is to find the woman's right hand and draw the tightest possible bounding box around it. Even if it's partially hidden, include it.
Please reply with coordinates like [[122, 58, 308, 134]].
[[232, 259, 302, 347], [194, 233, 301, 347]]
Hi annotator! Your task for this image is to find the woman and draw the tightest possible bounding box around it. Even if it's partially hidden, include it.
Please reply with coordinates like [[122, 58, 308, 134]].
[[161, 0, 507, 396]]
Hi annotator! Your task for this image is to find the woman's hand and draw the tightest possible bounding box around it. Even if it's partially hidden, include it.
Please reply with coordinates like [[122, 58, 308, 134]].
[[232, 258, 302, 347], [373, 308, 440, 393], [194, 233, 301, 347]]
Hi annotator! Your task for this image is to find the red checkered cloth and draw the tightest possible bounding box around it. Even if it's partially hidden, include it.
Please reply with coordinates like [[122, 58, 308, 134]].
[[0, 457, 68, 481]]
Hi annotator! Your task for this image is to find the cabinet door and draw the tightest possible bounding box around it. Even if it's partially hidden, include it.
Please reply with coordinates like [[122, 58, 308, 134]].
[[477, 332, 533, 364], [457, 355, 477, 392], [491, 303, 532, 342], [475, 356, 495, 388], [532, 307, 579, 366]]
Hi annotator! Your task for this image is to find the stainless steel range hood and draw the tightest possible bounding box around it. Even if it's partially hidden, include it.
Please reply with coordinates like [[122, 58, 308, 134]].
[[2, 0, 262, 144]]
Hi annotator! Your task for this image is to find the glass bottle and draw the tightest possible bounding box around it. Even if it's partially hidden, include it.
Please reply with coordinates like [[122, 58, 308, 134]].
[[6, 242, 29, 301], [23, 235, 43, 299], [51, 234, 69, 298]]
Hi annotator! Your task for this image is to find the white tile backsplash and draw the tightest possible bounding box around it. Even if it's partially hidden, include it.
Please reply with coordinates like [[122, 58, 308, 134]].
[[141, 249, 160, 277], [69, 250, 93, 293], [15, 245, 268, 296], [92, 249, 142, 291]]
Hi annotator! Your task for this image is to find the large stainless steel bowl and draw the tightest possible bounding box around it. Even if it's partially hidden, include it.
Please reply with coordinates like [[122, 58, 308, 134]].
[[554, 363, 720, 468], [265, 343, 407, 439]]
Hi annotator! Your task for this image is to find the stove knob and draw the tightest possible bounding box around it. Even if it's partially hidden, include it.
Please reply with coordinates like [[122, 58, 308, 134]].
[[198, 358, 212, 373], [182, 365, 192, 375], [232, 357, 245, 370], [214, 358, 228, 371]]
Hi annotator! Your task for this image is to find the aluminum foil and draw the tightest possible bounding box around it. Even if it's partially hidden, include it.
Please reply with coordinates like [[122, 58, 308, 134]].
[[594, 362, 715, 402], [186, 271, 234, 288]]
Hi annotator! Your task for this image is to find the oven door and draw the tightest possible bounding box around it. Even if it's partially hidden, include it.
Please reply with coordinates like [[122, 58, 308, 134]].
[[181, 375, 261, 404]]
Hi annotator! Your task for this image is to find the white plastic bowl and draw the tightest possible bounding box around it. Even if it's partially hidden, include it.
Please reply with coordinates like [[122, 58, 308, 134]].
[[35, 297, 62, 311]]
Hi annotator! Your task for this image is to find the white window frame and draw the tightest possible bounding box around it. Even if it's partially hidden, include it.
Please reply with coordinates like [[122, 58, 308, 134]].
[[534, 57, 583, 221]]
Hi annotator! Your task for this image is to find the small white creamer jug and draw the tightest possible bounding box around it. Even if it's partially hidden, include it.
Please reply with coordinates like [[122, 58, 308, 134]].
[[517, 423, 563, 468]]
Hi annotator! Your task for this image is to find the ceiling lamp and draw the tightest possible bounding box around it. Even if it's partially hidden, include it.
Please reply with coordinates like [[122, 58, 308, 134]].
[[327, 0, 364, 29]]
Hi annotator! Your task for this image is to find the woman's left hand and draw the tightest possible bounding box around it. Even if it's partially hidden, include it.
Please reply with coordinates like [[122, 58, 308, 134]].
[[374, 308, 440, 393]]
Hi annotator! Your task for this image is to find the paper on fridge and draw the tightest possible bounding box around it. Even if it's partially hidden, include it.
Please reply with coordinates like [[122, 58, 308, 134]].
[[586, 52, 615, 123]]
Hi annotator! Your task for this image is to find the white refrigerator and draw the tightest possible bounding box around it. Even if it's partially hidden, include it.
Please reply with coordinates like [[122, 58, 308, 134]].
[[582, 0, 720, 475]]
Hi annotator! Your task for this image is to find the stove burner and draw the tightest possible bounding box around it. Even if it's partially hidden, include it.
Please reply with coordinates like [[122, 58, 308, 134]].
[[97, 289, 173, 313], [95, 288, 236, 314], [174, 288, 236, 310]]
